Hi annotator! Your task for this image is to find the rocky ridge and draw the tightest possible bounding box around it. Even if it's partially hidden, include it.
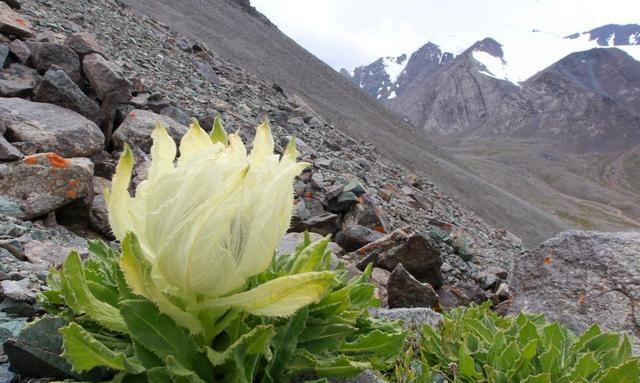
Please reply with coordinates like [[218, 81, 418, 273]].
[[0, 0, 523, 380]]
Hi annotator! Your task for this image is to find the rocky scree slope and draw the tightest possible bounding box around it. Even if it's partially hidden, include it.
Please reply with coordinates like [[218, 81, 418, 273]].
[[0, 0, 525, 380], [117, 0, 570, 247]]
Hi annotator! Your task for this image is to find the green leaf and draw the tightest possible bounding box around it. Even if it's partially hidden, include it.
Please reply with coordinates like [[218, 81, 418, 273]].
[[458, 346, 483, 380], [165, 356, 208, 383], [289, 236, 332, 274], [339, 329, 405, 356], [288, 349, 370, 378], [146, 367, 174, 383], [599, 359, 640, 383], [206, 324, 275, 366], [568, 352, 600, 381], [119, 299, 212, 381], [132, 339, 162, 369], [263, 307, 309, 383], [60, 322, 144, 374], [59, 251, 128, 333]]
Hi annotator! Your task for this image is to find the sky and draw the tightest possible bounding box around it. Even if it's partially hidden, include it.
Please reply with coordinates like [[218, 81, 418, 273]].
[[251, 0, 640, 70]]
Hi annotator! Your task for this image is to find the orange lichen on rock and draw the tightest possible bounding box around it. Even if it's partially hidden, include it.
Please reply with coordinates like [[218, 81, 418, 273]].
[[543, 255, 552, 265], [15, 18, 26, 26], [372, 225, 386, 233], [23, 155, 39, 165], [46, 153, 69, 168], [66, 189, 78, 198]]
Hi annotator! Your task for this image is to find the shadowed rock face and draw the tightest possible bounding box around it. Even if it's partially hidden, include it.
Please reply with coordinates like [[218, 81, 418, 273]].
[[566, 23, 640, 47], [508, 230, 640, 348]]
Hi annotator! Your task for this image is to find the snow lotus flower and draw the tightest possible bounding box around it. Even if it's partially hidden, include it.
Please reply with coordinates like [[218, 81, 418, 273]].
[[104, 118, 334, 334]]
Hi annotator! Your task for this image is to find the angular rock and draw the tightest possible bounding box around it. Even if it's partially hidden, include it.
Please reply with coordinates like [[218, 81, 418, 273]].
[[82, 53, 131, 102], [387, 263, 439, 309], [0, 135, 21, 160], [160, 105, 191, 126], [31, 43, 81, 83], [193, 58, 220, 85], [326, 191, 358, 212], [64, 31, 104, 58], [1, 278, 36, 303], [0, 153, 93, 220], [370, 267, 390, 307], [0, 63, 36, 97], [509, 231, 640, 342], [336, 224, 385, 252], [291, 212, 339, 236], [343, 194, 389, 233], [352, 226, 444, 288], [0, 2, 32, 38], [112, 109, 188, 152], [4, 316, 107, 380], [33, 69, 103, 126], [0, 98, 104, 157], [8, 38, 29, 63], [0, 0, 20, 10], [438, 282, 489, 309]]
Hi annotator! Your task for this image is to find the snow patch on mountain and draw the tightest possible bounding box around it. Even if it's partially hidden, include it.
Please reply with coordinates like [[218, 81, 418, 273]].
[[383, 55, 407, 83], [472, 50, 519, 84]]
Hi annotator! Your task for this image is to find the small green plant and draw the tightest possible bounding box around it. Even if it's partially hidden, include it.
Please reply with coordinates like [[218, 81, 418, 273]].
[[412, 302, 639, 383], [40, 118, 404, 382]]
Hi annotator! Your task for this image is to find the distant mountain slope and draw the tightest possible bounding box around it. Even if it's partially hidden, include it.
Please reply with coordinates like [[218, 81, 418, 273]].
[[566, 23, 640, 46], [119, 0, 570, 246]]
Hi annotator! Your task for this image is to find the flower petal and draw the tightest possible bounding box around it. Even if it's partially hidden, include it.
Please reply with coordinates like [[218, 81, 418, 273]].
[[104, 145, 135, 241], [209, 115, 228, 146], [148, 122, 177, 181], [179, 119, 213, 163], [250, 118, 274, 162], [194, 272, 335, 316]]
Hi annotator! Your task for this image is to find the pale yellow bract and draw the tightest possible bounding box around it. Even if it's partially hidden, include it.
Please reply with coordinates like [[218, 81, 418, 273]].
[[104, 119, 332, 333]]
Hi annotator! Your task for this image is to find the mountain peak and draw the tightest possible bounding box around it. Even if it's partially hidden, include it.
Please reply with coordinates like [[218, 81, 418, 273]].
[[566, 23, 640, 46], [468, 37, 504, 58]]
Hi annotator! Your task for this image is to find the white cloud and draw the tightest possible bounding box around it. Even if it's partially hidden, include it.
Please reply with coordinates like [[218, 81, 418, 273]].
[[251, 0, 640, 69]]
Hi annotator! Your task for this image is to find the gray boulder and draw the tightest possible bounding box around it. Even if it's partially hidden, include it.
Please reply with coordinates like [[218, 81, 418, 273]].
[[0, 63, 37, 97], [351, 226, 444, 289], [64, 32, 104, 58], [0, 2, 32, 37], [509, 230, 640, 343], [0, 153, 93, 220], [387, 263, 439, 309], [112, 109, 188, 152], [0, 98, 104, 157], [33, 69, 103, 126], [82, 53, 131, 102], [30, 43, 81, 84]]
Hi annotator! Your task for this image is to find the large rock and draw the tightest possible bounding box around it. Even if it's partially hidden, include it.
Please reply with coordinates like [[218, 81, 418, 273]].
[[89, 177, 112, 238], [336, 224, 385, 252], [387, 264, 439, 309], [0, 2, 32, 38], [82, 53, 131, 102], [343, 194, 389, 233], [0, 63, 36, 97], [33, 69, 103, 126], [8, 39, 30, 63], [0, 153, 93, 220], [351, 226, 444, 288], [112, 109, 188, 152], [30, 43, 81, 84], [64, 32, 104, 58], [509, 231, 640, 343], [0, 98, 104, 157], [0, 135, 21, 160]]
